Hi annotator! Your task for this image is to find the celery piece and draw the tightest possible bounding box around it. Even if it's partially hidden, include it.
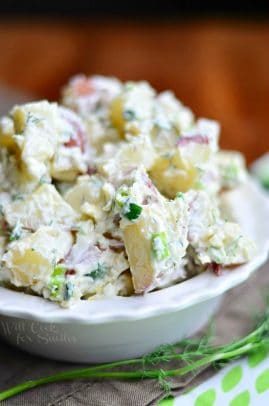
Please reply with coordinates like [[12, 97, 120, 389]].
[[151, 232, 170, 261], [49, 265, 66, 299]]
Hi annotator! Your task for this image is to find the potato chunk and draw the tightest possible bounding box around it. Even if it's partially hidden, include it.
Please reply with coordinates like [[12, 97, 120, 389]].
[[123, 221, 153, 293], [4, 184, 78, 230], [64, 175, 115, 221], [2, 101, 88, 189], [110, 82, 155, 136], [123, 198, 189, 293], [150, 119, 220, 198], [216, 150, 247, 189], [185, 190, 256, 267], [3, 227, 73, 287], [0, 117, 16, 149], [150, 152, 197, 197]]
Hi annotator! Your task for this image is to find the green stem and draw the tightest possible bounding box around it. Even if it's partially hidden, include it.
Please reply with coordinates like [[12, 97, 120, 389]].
[[0, 351, 202, 402], [220, 321, 269, 353], [0, 358, 143, 401], [167, 342, 262, 377], [0, 340, 262, 401], [179, 319, 269, 355]]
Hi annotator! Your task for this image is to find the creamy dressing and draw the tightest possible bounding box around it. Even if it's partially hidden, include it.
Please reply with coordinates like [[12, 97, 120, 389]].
[[0, 75, 255, 307]]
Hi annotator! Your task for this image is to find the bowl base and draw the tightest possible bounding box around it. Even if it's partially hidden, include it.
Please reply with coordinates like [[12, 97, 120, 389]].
[[0, 294, 223, 363]]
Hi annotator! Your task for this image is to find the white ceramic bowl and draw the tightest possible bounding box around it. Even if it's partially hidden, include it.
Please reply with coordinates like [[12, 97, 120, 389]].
[[0, 178, 268, 363]]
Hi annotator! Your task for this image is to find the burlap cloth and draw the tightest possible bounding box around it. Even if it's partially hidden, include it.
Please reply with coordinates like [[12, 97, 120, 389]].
[[0, 86, 268, 405]]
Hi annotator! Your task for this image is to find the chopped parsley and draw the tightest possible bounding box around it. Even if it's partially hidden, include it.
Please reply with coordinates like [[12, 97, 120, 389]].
[[124, 202, 142, 221], [175, 192, 184, 200], [11, 194, 24, 202], [122, 109, 136, 121], [9, 222, 22, 241], [26, 112, 42, 126], [84, 263, 108, 280], [64, 281, 74, 301], [115, 187, 142, 222], [39, 175, 51, 185]]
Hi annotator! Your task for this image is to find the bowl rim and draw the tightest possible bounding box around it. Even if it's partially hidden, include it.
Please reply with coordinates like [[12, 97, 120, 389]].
[[0, 177, 268, 325]]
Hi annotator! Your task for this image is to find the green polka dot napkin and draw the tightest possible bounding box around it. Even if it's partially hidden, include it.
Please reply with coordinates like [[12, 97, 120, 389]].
[[160, 345, 269, 406]]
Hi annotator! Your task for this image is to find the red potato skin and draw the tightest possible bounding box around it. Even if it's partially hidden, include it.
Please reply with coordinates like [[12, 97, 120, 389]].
[[59, 107, 87, 153], [63, 116, 86, 152], [72, 77, 94, 97]]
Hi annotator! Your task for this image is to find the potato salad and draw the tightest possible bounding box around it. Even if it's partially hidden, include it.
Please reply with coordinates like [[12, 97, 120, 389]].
[[0, 75, 255, 307]]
